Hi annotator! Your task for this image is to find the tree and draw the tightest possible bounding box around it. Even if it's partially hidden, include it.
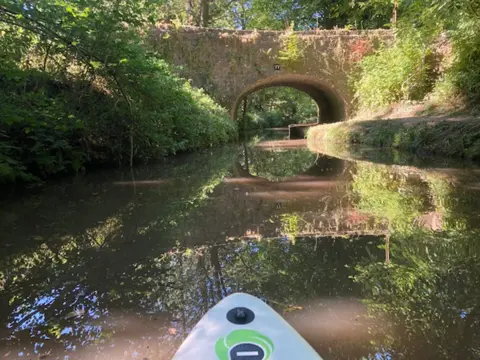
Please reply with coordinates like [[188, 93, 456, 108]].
[[229, 0, 254, 29], [240, 0, 393, 30], [159, 0, 240, 27], [186, 0, 195, 24], [201, 0, 209, 27], [159, 0, 395, 29], [0, 0, 236, 184]]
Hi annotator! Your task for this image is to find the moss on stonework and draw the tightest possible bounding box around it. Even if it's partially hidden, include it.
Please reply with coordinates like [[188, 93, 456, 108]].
[[307, 118, 480, 160]]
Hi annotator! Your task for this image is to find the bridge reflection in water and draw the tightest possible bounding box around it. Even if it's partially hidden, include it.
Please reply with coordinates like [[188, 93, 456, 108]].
[[1, 134, 480, 359]]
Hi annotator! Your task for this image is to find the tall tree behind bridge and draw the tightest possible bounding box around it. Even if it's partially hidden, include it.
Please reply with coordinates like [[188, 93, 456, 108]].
[[201, 0, 209, 27], [161, 0, 234, 27], [185, 0, 195, 24], [160, 0, 394, 29], [244, 0, 394, 30]]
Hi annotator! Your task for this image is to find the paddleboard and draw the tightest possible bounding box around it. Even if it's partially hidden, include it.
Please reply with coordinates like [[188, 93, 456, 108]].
[[172, 292, 322, 360]]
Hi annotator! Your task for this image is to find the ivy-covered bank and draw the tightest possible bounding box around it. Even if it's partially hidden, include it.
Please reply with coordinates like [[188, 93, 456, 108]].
[[307, 117, 480, 161], [0, 0, 236, 187]]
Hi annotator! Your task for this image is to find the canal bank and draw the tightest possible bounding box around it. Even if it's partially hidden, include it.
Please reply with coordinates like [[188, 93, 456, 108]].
[[307, 114, 480, 160]]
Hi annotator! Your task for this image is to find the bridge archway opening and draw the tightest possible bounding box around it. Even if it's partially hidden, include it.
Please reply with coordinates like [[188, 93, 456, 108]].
[[232, 75, 346, 124]]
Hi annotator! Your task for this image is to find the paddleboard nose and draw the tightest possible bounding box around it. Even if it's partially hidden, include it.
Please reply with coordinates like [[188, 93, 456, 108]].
[[172, 293, 322, 360]]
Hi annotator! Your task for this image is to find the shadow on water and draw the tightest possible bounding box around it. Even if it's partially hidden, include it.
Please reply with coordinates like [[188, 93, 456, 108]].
[[1, 132, 480, 359]]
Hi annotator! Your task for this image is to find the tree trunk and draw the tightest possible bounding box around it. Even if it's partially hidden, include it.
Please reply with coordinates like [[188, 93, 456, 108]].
[[210, 246, 226, 300], [385, 235, 390, 264], [197, 256, 210, 314], [185, 0, 194, 25], [241, 96, 248, 130], [243, 141, 250, 174], [392, 0, 398, 25], [201, 0, 210, 27]]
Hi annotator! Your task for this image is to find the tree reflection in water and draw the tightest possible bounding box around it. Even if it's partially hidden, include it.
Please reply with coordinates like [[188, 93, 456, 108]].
[[1, 140, 480, 359]]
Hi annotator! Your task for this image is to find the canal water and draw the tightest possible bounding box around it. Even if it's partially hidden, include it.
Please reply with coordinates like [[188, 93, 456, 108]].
[[1, 131, 480, 359]]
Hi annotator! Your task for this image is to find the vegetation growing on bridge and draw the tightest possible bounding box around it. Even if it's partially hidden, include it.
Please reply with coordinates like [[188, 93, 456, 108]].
[[0, 0, 236, 186], [278, 29, 304, 71]]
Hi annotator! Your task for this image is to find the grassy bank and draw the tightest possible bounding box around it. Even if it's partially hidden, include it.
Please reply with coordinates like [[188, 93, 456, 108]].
[[307, 116, 480, 160]]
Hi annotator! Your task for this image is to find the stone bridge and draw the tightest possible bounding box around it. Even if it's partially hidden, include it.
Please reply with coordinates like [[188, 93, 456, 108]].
[[152, 27, 392, 123]]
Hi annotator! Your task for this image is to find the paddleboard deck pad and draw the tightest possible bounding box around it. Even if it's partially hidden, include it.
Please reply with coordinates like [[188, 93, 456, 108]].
[[172, 293, 322, 360]]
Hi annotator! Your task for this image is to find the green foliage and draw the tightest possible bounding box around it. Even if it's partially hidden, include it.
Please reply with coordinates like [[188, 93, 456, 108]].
[[0, 71, 88, 178], [159, 0, 243, 28], [429, 72, 461, 105], [157, 0, 395, 30], [353, 0, 480, 111], [246, 147, 317, 181], [450, 19, 480, 105], [353, 228, 480, 358], [351, 162, 426, 232], [0, 137, 39, 184], [246, 111, 286, 129], [280, 213, 305, 240], [244, 87, 318, 130], [240, 0, 393, 30], [0, 0, 236, 185], [278, 29, 304, 70], [353, 35, 437, 110]]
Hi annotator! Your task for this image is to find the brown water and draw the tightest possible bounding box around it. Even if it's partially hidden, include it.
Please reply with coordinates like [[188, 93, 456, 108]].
[[2, 132, 480, 359]]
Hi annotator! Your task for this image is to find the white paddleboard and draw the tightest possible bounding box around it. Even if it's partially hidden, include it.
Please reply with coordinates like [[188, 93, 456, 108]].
[[172, 293, 322, 360]]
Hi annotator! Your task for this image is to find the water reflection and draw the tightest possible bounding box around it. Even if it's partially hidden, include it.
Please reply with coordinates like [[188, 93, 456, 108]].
[[1, 134, 480, 359]]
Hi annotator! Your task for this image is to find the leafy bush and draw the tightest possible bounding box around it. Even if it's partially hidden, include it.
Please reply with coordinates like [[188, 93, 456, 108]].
[[449, 20, 480, 106], [353, 0, 480, 112], [353, 36, 437, 110]]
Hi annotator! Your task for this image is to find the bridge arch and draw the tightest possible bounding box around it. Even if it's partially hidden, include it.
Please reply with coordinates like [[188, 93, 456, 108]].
[[232, 75, 347, 124]]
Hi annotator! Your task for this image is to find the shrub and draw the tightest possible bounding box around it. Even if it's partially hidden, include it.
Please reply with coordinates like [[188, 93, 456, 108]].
[[450, 20, 480, 107], [352, 0, 480, 112], [353, 36, 437, 111]]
